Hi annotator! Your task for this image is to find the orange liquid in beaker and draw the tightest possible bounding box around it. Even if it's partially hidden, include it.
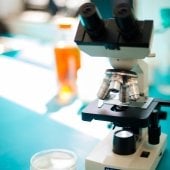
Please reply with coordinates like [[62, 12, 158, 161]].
[[54, 44, 80, 103]]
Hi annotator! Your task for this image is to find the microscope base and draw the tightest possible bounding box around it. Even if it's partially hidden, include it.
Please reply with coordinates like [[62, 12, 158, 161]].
[[85, 131, 167, 170]]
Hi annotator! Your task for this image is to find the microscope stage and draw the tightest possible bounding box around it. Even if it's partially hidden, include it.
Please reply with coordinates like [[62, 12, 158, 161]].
[[85, 131, 167, 170], [82, 99, 160, 128]]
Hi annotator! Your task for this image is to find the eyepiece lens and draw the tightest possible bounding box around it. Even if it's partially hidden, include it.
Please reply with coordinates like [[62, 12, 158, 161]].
[[117, 7, 128, 16], [79, 3, 105, 40], [83, 6, 92, 14]]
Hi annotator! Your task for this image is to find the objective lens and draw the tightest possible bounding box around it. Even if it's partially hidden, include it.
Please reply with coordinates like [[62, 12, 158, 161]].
[[79, 3, 105, 39], [127, 77, 140, 101], [111, 74, 123, 93], [114, 0, 140, 39], [97, 77, 111, 100]]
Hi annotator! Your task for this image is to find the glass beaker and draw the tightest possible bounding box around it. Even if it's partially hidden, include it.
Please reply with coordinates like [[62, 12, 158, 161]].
[[30, 149, 77, 170], [54, 17, 81, 104]]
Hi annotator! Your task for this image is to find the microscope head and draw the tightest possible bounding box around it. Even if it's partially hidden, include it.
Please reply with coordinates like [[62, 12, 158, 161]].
[[74, 0, 153, 60], [75, 0, 154, 103]]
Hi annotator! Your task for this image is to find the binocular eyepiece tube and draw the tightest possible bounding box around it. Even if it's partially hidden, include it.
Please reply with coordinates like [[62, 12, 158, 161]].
[[78, 0, 140, 40]]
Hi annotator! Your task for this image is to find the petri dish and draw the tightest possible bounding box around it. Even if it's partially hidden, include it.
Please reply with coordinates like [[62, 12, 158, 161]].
[[30, 149, 77, 170]]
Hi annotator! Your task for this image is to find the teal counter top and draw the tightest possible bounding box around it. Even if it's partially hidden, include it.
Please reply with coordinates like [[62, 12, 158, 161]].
[[0, 97, 98, 170]]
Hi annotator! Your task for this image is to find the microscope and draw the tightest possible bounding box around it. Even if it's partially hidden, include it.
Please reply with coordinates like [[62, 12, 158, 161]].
[[74, 1, 170, 170]]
